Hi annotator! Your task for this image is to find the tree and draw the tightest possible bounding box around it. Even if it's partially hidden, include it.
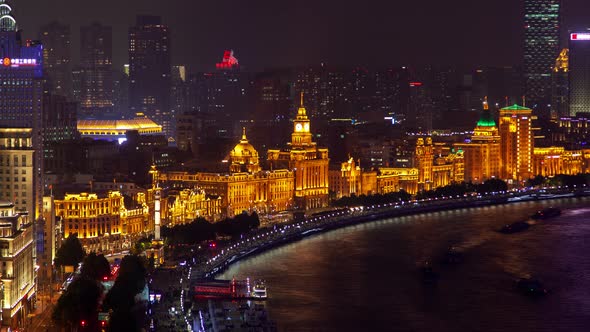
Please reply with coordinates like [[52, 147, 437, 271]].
[[52, 277, 103, 330], [103, 255, 147, 332], [55, 234, 85, 268], [81, 253, 111, 281]]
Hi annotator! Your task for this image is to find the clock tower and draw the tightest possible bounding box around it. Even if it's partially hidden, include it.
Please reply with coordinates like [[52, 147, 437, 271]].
[[291, 92, 313, 146]]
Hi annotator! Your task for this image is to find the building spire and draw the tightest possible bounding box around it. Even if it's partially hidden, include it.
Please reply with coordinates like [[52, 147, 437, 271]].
[[483, 96, 489, 110], [300, 91, 304, 108], [241, 127, 247, 141]]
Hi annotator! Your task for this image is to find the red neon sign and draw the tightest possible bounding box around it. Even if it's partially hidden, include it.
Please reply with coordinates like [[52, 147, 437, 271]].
[[409, 82, 423, 87], [215, 50, 239, 69]]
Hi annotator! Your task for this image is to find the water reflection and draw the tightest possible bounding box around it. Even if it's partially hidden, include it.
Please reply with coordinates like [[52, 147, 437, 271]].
[[220, 198, 590, 331]]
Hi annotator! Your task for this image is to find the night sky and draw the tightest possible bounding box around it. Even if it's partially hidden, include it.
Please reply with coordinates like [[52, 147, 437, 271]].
[[13, 0, 590, 72]]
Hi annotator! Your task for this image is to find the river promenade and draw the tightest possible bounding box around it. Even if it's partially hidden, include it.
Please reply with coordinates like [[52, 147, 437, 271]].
[[198, 187, 589, 279]]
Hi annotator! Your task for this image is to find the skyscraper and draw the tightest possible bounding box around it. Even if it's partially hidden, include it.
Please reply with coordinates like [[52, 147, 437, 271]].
[[80, 23, 113, 118], [0, 2, 39, 324], [129, 16, 171, 139], [0, 0, 44, 219], [39, 21, 72, 98], [523, 0, 560, 116], [568, 31, 590, 116], [551, 48, 569, 117]]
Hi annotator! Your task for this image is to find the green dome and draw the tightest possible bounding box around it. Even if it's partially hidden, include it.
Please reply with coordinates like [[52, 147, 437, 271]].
[[477, 109, 496, 127]]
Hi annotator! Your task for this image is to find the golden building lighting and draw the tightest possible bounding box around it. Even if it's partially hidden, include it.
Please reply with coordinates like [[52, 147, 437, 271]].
[[454, 98, 502, 182], [533, 147, 585, 177], [77, 115, 162, 139], [161, 129, 294, 217], [499, 104, 534, 181], [55, 191, 149, 252], [267, 93, 330, 209]]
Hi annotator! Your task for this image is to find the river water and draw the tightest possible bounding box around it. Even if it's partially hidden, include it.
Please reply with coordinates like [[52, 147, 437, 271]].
[[220, 198, 590, 332]]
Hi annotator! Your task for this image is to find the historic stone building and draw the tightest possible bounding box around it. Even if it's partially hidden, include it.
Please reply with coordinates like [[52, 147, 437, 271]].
[[161, 130, 294, 217], [267, 94, 330, 209], [55, 191, 149, 252], [455, 99, 502, 183]]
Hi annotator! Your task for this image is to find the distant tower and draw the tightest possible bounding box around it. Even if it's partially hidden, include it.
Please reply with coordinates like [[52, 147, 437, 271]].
[[149, 165, 161, 240], [80, 22, 113, 117], [523, 0, 561, 116], [129, 16, 171, 139], [551, 48, 569, 118]]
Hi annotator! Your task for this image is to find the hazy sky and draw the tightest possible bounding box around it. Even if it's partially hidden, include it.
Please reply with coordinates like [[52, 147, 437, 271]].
[[12, 0, 590, 72]]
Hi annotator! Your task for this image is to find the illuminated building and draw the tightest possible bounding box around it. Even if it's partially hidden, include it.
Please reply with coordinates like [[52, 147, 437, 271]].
[[38, 195, 60, 285], [454, 99, 502, 182], [329, 157, 362, 199], [167, 189, 222, 225], [569, 31, 590, 116], [523, 0, 561, 116], [129, 16, 172, 139], [77, 116, 162, 142], [0, 201, 35, 327], [415, 137, 434, 190], [55, 191, 149, 252], [43, 94, 77, 143], [162, 130, 294, 217], [39, 21, 72, 98], [499, 104, 534, 181], [533, 147, 585, 177], [0, 3, 44, 220], [216, 50, 239, 70], [267, 94, 329, 209], [80, 23, 113, 117], [551, 48, 569, 118], [0, 129, 37, 217]]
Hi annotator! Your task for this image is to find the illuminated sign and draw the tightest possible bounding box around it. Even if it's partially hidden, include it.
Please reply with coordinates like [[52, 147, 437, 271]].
[[1, 58, 38, 67], [409, 82, 422, 87], [215, 50, 239, 69], [571, 33, 590, 41]]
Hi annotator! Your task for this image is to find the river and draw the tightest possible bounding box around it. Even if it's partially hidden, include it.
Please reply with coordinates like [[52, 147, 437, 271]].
[[220, 197, 590, 331]]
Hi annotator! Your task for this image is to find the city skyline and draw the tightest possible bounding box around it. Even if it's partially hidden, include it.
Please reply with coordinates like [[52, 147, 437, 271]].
[[12, 0, 590, 72]]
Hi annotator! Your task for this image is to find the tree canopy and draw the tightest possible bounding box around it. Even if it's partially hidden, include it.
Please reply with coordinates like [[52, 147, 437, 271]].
[[52, 277, 103, 329], [81, 253, 111, 281], [54, 234, 86, 268]]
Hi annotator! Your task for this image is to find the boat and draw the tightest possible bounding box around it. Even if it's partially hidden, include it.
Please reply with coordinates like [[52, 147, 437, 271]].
[[514, 278, 549, 297], [531, 207, 561, 220], [421, 262, 439, 284], [443, 247, 463, 264], [251, 280, 268, 299], [499, 221, 530, 234]]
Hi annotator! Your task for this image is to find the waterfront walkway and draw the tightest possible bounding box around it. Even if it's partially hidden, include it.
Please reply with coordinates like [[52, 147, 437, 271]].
[[200, 187, 588, 279]]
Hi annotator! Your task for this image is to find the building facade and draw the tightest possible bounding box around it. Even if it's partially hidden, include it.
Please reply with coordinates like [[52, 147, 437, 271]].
[[569, 31, 590, 116], [39, 21, 72, 99], [499, 105, 534, 181], [0, 201, 35, 328], [551, 48, 569, 118], [267, 95, 330, 209], [523, 0, 561, 116], [454, 100, 502, 182], [128, 16, 172, 139], [80, 23, 113, 117], [55, 191, 149, 252]]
